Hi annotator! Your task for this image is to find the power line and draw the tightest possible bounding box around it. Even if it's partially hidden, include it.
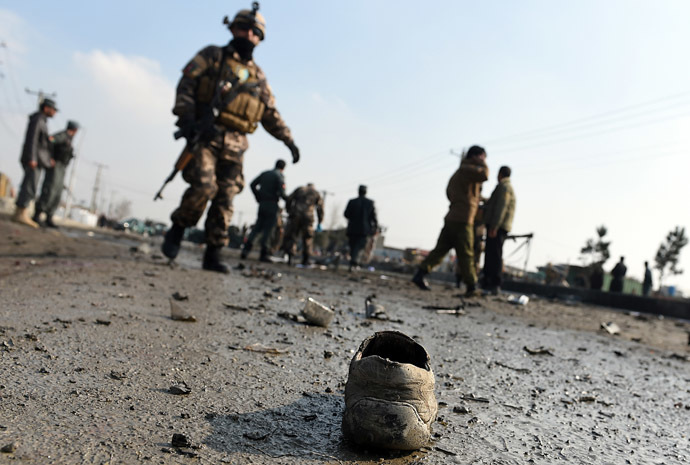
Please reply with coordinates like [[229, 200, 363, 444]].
[[0, 41, 25, 108], [482, 90, 690, 146]]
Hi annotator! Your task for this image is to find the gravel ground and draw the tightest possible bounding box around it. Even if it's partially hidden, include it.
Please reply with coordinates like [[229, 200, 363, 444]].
[[0, 217, 689, 464]]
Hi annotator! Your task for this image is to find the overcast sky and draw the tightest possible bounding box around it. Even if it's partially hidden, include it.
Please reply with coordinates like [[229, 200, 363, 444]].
[[1, 1, 689, 292]]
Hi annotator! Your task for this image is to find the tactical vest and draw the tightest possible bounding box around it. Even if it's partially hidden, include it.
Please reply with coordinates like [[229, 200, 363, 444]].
[[196, 54, 265, 134]]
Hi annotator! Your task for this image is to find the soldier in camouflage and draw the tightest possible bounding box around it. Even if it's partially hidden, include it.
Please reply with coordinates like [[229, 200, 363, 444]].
[[34, 120, 79, 228], [161, 3, 300, 273], [282, 183, 324, 266]]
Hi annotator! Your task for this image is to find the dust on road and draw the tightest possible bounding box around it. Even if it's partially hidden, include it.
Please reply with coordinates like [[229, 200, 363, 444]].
[[1, 218, 688, 464]]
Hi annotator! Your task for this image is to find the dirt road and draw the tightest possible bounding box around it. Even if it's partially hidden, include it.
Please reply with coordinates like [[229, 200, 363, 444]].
[[1, 218, 688, 464]]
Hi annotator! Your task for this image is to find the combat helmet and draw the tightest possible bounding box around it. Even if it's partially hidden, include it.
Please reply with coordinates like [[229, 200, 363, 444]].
[[224, 2, 266, 41]]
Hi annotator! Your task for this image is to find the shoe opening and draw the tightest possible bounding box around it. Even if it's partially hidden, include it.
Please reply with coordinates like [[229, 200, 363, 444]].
[[361, 332, 430, 370]]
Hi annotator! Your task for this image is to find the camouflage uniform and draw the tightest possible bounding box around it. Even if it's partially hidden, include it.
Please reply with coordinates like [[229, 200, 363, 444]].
[[282, 184, 324, 263], [169, 42, 294, 247]]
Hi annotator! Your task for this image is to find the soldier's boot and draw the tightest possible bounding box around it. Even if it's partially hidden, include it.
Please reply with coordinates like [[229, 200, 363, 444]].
[[12, 207, 39, 229], [202, 245, 229, 274], [302, 252, 311, 266], [464, 282, 482, 298], [240, 241, 252, 260], [286, 253, 293, 266], [259, 246, 271, 263], [32, 209, 43, 226], [162, 224, 185, 260], [411, 268, 431, 291], [45, 216, 58, 229]]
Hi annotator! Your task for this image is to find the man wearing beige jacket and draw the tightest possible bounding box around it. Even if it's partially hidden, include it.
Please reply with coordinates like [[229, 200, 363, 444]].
[[412, 145, 489, 297], [481, 166, 516, 294]]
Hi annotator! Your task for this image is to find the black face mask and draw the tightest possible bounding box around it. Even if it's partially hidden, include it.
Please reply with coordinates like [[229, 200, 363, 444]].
[[230, 38, 255, 60]]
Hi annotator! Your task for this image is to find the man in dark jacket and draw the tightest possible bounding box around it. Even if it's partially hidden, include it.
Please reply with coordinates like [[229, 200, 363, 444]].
[[609, 256, 627, 293], [642, 261, 653, 296], [344, 185, 378, 271], [412, 145, 489, 296], [34, 120, 79, 228], [241, 159, 287, 262], [12, 98, 57, 228]]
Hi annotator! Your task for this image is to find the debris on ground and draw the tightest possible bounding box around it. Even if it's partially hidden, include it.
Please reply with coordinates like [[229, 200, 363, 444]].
[[301, 297, 334, 327], [169, 382, 192, 395], [460, 393, 490, 403], [1, 442, 17, 453], [172, 292, 188, 301], [507, 295, 529, 306], [365, 295, 387, 319], [523, 346, 554, 356], [494, 361, 531, 373], [601, 322, 621, 335], [222, 302, 249, 312], [228, 343, 289, 355], [171, 433, 191, 448], [170, 299, 196, 322]]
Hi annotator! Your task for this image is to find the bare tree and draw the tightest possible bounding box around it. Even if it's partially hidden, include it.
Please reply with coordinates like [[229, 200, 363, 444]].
[[111, 199, 132, 221], [580, 225, 611, 265], [654, 226, 688, 290]]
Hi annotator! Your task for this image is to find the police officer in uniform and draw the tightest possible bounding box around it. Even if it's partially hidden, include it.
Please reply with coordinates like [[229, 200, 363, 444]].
[[161, 3, 300, 273], [282, 183, 324, 266], [241, 159, 287, 262], [34, 120, 79, 228], [12, 98, 57, 228]]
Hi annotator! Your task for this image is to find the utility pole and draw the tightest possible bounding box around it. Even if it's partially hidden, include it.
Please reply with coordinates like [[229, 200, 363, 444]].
[[25, 87, 57, 107], [90, 162, 108, 213]]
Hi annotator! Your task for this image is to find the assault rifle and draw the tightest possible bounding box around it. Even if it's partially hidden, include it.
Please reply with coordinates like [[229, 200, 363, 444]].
[[153, 75, 259, 201]]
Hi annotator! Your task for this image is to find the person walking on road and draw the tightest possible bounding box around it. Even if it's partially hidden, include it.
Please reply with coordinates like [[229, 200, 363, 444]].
[[282, 183, 324, 266], [12, 98, 57, 228], [34, 120, 79, 228], [161, 3, 300, 273], [241, 159, 287, 262], [481, 166, 516, 295], [411, 145, 489, 297], [344, 185, 378, 271]]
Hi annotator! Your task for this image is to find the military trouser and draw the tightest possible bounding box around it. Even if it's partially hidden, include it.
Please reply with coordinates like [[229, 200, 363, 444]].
[[420, 220, 476, 287], [171, 130, 247, 247], [282, 214, 314, 259], [347, 234, 368, 266], [16, 164, 43, 209], [269, 210, 284, 253], [36, 162, 67, 217], [247, 201, 279, 249]]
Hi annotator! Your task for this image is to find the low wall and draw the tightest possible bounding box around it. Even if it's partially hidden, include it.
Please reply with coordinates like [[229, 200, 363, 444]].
[[502, 280, 690, 320]]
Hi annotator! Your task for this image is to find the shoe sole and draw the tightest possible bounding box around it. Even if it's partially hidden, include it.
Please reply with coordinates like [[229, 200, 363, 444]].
[[343, 397, 430, 450]]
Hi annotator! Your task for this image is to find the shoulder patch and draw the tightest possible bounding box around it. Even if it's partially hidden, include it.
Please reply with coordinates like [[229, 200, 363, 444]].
[[182, 55, 209, 79]]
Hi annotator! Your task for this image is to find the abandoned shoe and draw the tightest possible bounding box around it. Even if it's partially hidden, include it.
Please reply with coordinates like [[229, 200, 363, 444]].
[[161, 224, 185, 259], [343, 331, 437, 450], [411, 268, 431, 291], [202, 245, 229, 274]]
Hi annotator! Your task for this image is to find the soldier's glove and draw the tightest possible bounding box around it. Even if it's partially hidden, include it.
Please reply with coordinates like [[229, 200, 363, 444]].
[[174, 117, 196, 142], [286, 141, 300, 164]]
